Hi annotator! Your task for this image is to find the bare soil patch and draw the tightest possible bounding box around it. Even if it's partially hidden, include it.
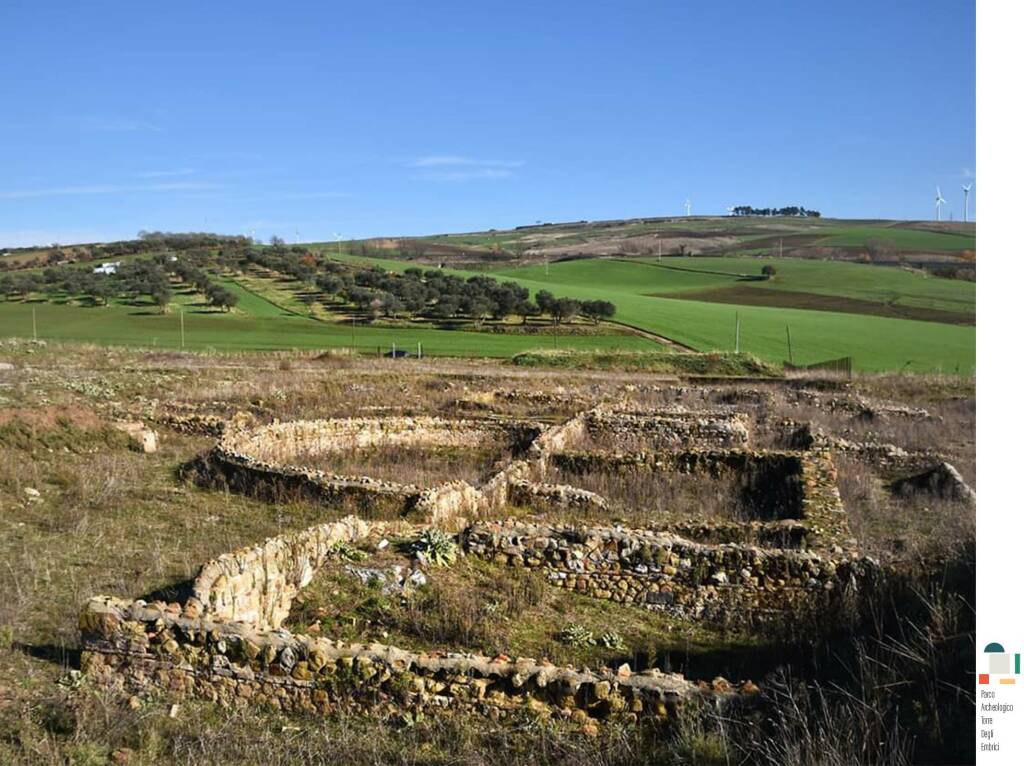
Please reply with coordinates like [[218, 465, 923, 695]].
[[0, 405, 105, 430], [650, 285, 974, 325]]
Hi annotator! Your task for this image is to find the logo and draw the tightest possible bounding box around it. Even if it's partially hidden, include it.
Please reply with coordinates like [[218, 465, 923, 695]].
[[981, 643, 1020, 685]]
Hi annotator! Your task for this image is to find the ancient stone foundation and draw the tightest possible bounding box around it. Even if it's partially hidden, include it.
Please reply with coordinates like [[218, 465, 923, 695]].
[[196, 416, 544, 525], [462, 520, 872, 625], [191, 517, 380, 628], [80, 596, 746, 726], [83, 404, 876, 728]]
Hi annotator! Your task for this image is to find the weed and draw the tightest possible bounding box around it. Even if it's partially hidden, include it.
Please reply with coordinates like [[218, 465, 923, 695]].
[[410, 529, 459, 568], [557, 624, 596, 648]]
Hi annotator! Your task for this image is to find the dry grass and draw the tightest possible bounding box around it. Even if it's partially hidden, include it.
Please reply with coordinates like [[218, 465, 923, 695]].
[[287, 444, 511, 486], [0, 341, 976, 764], [837, 455, 975, 558], [286, 550, 724, 670], [723, 542, 975, 766], [529, 463, 774, 525]]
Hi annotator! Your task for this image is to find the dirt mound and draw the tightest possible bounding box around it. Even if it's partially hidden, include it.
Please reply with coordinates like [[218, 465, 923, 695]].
[[0, 405, 106, 431]]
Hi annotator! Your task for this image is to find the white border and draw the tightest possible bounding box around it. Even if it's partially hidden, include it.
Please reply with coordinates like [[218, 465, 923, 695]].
[[978, 1, 1023, 762]]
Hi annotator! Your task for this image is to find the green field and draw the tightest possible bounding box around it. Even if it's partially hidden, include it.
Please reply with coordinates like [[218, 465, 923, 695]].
[[208, 275, 295, 318], [0, 300, 658, 356], [309, 249, 976, 372], [487, 259, 975, 373], [813, 226, 975, 251]]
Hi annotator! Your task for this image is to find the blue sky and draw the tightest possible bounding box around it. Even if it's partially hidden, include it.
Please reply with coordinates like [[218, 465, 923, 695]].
[[0, 1, 975, 247]]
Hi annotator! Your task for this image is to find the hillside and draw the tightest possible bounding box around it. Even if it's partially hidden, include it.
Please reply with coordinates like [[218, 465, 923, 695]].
[[318, 215, 976, 271], [310, 216, 976, 373], [0, 218, 976, 371]]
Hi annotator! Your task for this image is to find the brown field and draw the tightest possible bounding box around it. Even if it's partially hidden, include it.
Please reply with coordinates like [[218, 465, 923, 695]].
[[651, 285, 975, 325]]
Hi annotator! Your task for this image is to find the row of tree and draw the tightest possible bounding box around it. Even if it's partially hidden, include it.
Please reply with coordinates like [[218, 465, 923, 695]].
[[0, 232, 257, 275], [0, 255, 242, 312], [234, 246, 616, 324], [168, 260, 238, 310], [730, 206, 821, 217], [0, 264, 168, 307], [3, 237, 618, 325]]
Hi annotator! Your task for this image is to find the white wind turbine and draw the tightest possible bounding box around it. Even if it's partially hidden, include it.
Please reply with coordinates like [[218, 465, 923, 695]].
[[934, 186, 946, 221], [961, 184, 973, 222], [684, 199, 692, 216]]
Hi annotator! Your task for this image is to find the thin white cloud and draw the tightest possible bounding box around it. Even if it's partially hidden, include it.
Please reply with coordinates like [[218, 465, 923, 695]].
[[138, 168, 196, 178], [410, 155, 524, 181], [417, 168, 517, 182], [410, 155, 524, 169], [0, 181, 220, 200]]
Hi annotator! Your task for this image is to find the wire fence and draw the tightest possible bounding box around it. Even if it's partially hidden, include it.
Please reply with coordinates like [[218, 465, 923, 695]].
[[784, 356, 853, 377]]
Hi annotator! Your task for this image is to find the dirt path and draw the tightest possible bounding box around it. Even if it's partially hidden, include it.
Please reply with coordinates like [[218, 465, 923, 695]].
[[610, 257, 751, 279], [604, 320, 697, 352]]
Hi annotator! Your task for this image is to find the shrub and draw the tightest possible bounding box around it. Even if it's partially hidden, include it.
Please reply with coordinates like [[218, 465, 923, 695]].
[[411, 529, 459, 567]]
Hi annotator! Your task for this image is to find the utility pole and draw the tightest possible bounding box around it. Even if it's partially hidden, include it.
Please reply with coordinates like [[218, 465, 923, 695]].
[[786, 325, 794, 364], [734, 312, 740, 353], [32, 307, 37, 341]]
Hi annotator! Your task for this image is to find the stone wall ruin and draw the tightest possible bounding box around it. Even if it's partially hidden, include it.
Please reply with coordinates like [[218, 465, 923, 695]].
[[82, 402, 883, 729]]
